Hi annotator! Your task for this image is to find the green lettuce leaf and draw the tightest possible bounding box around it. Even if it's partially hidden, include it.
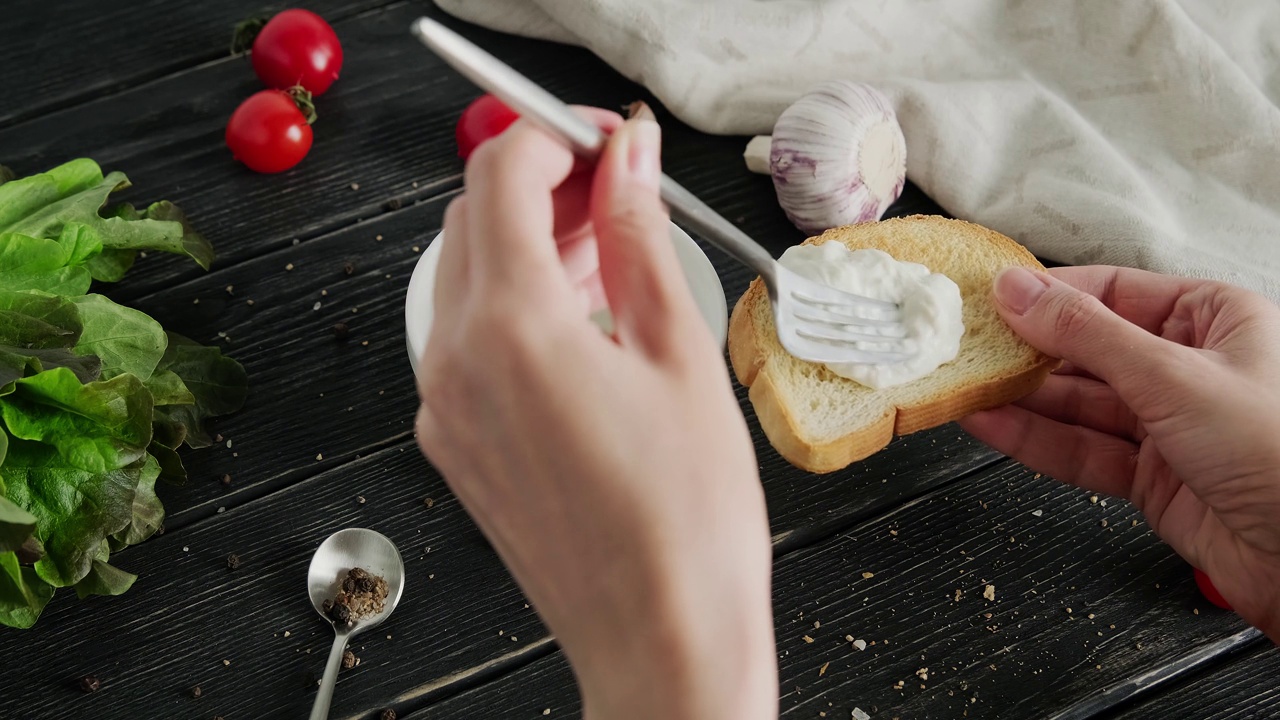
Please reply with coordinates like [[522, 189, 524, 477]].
[[0, 159, 212, 278], [145, 368, 195, 407], [0, 494, 36, 553], [71, 294, 166, 381], [0, 290, 100, 388], [145, 441, 186, 485], [109, 201, 214, 272], [109, 453, 163, 548], [73, 544, 138, 599], [0, 159, 102, 230], [0, 350, 33, 390], [0, 438, 150, 587], [0, 232, 95, 295], [0, 346, 100, 387], [0, 160, 243, 628], [0, 551, 54, 629], [1, 368, 152, 473], [0, 290, 81, 350], [152, 334, 247, 449]]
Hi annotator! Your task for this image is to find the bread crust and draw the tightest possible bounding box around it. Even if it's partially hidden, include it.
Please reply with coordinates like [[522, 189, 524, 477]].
[[728, 215, 1058, 473]]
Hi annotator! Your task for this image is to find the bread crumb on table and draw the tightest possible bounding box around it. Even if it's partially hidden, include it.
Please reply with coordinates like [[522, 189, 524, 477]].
[[983, 585, 996, 601]]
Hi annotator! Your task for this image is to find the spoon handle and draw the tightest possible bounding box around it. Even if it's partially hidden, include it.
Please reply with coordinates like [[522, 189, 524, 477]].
[[309, 632, 349, 720]]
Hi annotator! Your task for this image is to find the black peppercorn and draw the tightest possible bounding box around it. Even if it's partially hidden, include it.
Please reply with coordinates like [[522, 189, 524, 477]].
[[328, 601, 351, 624]]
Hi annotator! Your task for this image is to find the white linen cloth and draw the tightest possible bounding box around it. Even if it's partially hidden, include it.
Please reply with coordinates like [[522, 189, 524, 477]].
[[436, 0, 1280, 301]]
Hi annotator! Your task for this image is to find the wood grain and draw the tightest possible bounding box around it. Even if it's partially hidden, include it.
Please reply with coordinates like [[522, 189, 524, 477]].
[[7, 3, 1248, 720], [1104, 644, 1280, 720], [0, 441, 555, 720], [0, 167, 1001, 720], [0, 3, 636, 302], [402, 462, 1256, 720], [0, 0, 395, 129], [61, 167, 997, 540], [0, 0, 945, 305]]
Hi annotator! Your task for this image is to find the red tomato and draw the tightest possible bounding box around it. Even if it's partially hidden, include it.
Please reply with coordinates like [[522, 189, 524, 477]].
[[252, 9, 343, 96], [456, 95, 520, 159], [1193, 567, 1233, 610], [226, 89, 315, 173]]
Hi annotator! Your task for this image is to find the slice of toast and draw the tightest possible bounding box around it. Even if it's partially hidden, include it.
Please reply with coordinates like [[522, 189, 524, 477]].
[[728, 215, 1057, 473]]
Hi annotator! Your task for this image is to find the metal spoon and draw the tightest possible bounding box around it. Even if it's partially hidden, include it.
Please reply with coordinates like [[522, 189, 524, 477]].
[[307, 528, 406, 720]]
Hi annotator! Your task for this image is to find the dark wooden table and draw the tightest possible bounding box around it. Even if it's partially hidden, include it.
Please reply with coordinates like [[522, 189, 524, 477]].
[[1, 3, 1273, 719]]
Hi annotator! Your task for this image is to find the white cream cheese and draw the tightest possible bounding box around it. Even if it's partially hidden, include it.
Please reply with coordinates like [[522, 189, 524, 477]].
[[778, 241, 964, 389]]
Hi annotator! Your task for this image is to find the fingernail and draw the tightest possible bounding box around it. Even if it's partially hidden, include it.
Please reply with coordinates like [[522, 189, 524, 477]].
[[994, 267, 1050, 315], [626, 119, 661, 190]]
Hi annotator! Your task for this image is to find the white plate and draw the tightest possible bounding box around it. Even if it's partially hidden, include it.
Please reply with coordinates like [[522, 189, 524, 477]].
[[405, 222, 728, 376]]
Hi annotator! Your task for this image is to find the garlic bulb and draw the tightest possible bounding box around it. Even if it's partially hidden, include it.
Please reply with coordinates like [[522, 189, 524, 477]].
[[744, 81, 906, 234]]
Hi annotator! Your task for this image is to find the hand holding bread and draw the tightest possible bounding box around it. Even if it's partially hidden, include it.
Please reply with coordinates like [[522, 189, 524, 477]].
[[414, 98, 1280, 712], [961, 266, 1280, 643]]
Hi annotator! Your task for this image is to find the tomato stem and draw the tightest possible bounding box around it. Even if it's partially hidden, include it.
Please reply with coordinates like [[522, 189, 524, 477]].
[[230, 16, 268, 55], [287, 85, 318, 125]]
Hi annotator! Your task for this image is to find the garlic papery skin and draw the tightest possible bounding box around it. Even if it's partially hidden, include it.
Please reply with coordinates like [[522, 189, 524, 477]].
[[744, 81, 906, 234]]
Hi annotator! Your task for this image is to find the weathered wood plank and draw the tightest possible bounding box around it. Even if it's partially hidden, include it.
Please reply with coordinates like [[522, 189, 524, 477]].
[[0, 427, 996, 718], [0, 0, 946, 304], [78, 167, 992, 540], [0, 3, 637, 301], [401, 463, 1256, 720], [0, 173, 1000, 720], [1105, 643, 1280, 720], [0, 441, 554, 720], [0, 0, 399, 129]]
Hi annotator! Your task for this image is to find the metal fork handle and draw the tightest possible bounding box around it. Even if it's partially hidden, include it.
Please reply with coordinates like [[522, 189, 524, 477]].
[[411, 16, 779, 283], [659, 176, 779, 282]]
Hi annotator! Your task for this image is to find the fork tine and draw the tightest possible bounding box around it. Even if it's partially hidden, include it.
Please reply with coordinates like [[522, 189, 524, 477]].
[[790, 303, 908, 337], [788, 329, 915, 363], [790, 291, 904, 327], [792, 314, 910, 344], [771, 261, 918, 364], [792, 321, 913, 352]]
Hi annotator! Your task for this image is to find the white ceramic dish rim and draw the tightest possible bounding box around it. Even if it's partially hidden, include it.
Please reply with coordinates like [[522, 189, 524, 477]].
[[405, 223, 728, 376]]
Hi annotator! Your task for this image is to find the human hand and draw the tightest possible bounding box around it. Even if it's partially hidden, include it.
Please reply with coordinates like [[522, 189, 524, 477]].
[[960, 266, 1280, 641], [415, 112, 777, 720]]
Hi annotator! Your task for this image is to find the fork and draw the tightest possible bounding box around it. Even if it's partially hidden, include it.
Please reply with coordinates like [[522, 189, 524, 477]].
[[410, 17, 914, 365]]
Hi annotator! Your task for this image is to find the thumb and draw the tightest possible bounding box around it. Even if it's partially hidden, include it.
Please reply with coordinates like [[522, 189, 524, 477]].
[[993, 267, 1198, 414], [590, 118, 695, 355]]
